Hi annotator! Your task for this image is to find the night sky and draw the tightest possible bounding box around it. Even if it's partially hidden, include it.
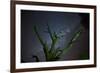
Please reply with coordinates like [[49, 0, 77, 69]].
[[21, 10, 89, 63]]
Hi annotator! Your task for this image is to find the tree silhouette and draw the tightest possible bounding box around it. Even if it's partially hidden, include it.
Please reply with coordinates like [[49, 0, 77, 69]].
[[32, 23, 83, 61]]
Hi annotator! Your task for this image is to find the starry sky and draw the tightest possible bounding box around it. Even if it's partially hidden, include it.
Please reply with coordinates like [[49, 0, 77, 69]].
[[21, 10, 89, 63]]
